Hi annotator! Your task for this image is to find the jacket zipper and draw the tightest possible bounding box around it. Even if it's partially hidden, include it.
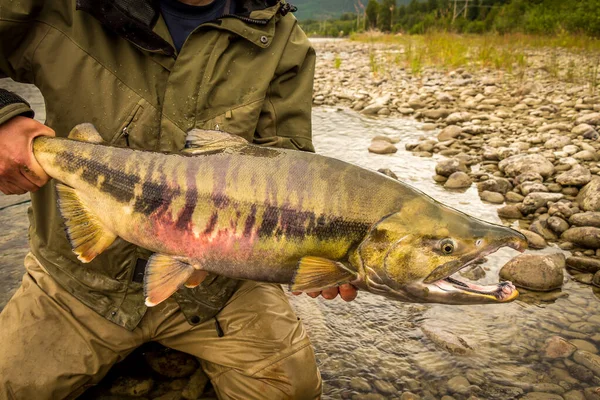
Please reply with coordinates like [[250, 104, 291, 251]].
[[112, 104, 143, 146]]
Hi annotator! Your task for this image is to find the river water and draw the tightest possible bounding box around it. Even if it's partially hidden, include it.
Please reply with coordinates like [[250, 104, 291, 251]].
[[1, 80, 599, 399]]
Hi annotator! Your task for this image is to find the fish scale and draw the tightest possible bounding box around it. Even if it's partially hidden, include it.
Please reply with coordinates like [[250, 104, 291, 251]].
[[32, 124, 528, 308]]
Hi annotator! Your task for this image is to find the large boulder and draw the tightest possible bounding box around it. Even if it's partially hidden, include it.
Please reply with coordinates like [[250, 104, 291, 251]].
[[520, 192, 564, 215], [556, 166, 592, 187], [444, 172, 472, 189], [570, 212, 600, 228], [437, 125, 462, 141], [499, 253, 565, 291], [566, 257, 600, 274], [499, 154, 554, 179], [577, 177, 600, 212], [561, 227, 600, 248], [369, 140, 398, 154], [435, 158, 468, 177]]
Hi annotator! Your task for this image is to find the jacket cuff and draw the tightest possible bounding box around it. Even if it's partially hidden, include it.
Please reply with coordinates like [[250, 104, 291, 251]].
[[0, 89, 35, 125]]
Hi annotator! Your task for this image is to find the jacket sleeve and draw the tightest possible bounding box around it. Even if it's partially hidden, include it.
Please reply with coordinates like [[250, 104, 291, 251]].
[[253, 21, 316, 153], [0, 0, 46, 124]]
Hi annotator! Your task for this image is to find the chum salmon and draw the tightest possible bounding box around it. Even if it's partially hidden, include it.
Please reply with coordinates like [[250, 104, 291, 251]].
[[32, 124, 527, 307]]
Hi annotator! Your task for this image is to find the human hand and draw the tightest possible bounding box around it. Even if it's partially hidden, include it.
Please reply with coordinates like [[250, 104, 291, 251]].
[[292, 283, 358, 302], [0, 116, 54, 195]]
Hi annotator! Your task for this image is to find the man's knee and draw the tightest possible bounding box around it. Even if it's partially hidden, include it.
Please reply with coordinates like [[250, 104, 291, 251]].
[[210, 341, 322, 400]]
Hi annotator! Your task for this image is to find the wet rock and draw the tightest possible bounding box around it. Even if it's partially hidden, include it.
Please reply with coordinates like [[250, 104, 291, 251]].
[[562, 227, 600, 248], [435, 158, 468, 177], [446, 112, 472, 124], [520, 182, 549, 195], [576, 112, 600, 126], [529, 219, 559, 241], [517, 229, 547, 249], [568, 363, 595, 382], [574, 150, 598, 161], [521, 193, 564, 214], [571, 340, 598, 354], [460, 265, 486, 280], [378, 168, 398, 180], [499, 154, 555, 178], [350, 377, 372, 392], [421, 326, 474, 355], [506, 191, 525, 202], [400, 392, 421, 400], [477, 178, 512, 194], [522, 392, 564, 400], [564, 390, 586, 400], [499, 253, 565, 291], [578, 177, 600, 211], [374, 380, 397, 395], [110, 377, 154, 397], [145, 349, 198, 378], [547, 216, 570, 234], [570, 212, 600, 227], [573, 123, 597, 136], [557, 166, 593, 187], [532, 383, 566, 394], [353, 394, 386, 400], [433, 174, 448, 183], [543, 336, 577, 358], [438, 125, 463, 141], [584, 387, 600, 400], [594, 270, 600, 287], [444, 172, 472, 189], [573, 350, 600, 377], [447, 376, 470, 394], [566, 257, 600, 273], [480, 191, 504, 203], [516, 172, 544, 184], [154, 392, 183, 400], [368, 140, 398, 154], [498, 205, 524, 219]]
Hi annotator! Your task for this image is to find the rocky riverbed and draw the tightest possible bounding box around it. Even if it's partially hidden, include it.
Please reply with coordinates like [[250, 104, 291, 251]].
[[2, 37, 600, 400]]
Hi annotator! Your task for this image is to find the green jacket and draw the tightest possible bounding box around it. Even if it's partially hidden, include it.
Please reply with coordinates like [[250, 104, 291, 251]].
[[0, 0, 315, 330]]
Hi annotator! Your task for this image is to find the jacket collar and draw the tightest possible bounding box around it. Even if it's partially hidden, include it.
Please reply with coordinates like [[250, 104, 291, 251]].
[[76, 0, 289, 57]]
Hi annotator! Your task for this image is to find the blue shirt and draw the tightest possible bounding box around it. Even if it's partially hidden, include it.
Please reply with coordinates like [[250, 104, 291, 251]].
[[159, 0, 228, 52]]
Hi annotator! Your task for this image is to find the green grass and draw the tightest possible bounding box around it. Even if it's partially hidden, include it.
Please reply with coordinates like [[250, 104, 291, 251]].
[[334, 54, 342, 69], [349, 32, 600, 89]]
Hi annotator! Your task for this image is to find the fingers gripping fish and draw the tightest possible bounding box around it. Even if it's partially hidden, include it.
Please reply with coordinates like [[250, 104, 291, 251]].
[[31, 124, 528, 307]]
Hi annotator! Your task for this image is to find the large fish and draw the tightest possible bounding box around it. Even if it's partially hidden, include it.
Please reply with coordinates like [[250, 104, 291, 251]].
[[32, 124, 527, 307]]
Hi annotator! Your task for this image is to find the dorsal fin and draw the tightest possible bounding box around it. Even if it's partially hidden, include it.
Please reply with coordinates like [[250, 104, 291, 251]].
[[68, 123, 105, 143], [182, 129, 248, 155]]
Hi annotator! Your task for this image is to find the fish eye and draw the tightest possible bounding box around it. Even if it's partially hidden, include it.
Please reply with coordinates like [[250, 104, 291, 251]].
[[440, 239, 455, 255], [476, 239, 483, 246]]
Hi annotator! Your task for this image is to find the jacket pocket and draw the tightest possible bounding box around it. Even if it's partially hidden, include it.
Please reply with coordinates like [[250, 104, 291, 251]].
[[110, 101, 145, 146], [197, 98, 263, 142]]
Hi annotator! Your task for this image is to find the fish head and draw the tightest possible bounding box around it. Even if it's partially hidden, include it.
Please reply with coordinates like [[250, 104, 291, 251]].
[[352, 197, 527, 304]]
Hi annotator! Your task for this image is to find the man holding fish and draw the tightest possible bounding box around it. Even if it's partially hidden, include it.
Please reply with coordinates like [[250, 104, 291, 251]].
[[0, 0, 338, 398]]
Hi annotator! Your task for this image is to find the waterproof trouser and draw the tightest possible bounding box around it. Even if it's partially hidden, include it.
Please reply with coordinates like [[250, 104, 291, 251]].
[[0, 254, 322, 400]]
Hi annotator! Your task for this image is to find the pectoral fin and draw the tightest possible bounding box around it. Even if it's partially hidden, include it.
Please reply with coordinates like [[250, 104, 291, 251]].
[[144, 254, 195, 307], [290, 257, 357, 292], [55, 183, 117, 263]]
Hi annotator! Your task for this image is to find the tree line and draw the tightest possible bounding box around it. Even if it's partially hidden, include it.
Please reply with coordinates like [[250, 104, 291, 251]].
[[300, 0, 600, 37]]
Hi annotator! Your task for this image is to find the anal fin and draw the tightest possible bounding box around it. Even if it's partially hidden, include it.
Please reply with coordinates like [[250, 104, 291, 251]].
[[290, 256, 357, 293], [184, 270, 209, 288], [55, 183, 117, 263], [144, 254, 195, 307]]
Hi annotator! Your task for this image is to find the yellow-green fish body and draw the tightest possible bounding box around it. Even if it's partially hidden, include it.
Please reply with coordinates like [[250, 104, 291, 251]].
[[33, 124, 527, 306]]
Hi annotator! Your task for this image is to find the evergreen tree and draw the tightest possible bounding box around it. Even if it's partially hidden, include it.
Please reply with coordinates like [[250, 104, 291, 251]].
[[365, 0, 380, 29]]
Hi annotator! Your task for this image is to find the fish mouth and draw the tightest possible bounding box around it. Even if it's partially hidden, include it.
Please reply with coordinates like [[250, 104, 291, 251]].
[[431, 276, 518, 302], [419, 233, 526, 304]]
